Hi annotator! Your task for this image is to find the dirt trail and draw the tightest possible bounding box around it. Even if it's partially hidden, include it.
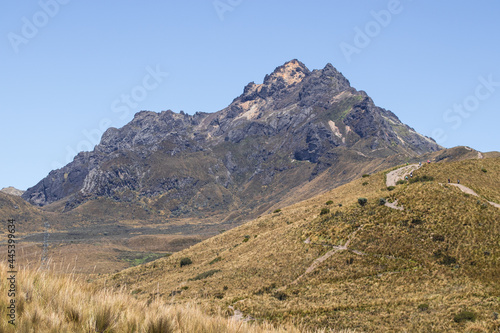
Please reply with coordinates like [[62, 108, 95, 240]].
[[229, 306, 254, 322], [386, 164, 420, 187], [290, 225, 364, 285], [447, 183, 500, 208], [384, 199, 404, 211]]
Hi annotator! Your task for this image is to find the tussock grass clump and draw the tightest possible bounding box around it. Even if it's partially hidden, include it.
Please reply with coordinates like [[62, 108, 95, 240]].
[[93, 305, 116, 332], [320, 208, 330, 215], [454, 310, 477, 323], [189, 269, 221, 281], [145, 315, 173, 333]]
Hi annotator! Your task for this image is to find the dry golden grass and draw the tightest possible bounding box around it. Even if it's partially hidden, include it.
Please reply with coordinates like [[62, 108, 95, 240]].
[[0, 262, 354, 332], [107, 158, 500, 332]]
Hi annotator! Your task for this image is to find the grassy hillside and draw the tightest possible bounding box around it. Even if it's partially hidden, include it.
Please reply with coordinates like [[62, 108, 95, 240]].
[[108, 158, 500, 332], [0, 262, 349, 332]]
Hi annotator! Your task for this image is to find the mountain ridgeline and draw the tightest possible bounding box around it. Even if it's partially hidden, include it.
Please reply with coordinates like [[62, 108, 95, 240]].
[[23, 60, 441, 221]]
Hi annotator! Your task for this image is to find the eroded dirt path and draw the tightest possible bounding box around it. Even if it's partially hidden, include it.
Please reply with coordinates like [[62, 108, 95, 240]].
[[290, 225, 364, 285], [384, 199, 404, 211], [448, 183, 500, 208], [386, 164, 420, 187]]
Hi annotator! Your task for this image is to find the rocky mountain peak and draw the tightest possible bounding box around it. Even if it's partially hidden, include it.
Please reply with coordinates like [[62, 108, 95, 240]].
[[22, 60, 442, 213]]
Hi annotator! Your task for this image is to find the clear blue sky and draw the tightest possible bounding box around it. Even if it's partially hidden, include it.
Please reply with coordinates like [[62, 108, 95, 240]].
[[1, 1, 499, 190]]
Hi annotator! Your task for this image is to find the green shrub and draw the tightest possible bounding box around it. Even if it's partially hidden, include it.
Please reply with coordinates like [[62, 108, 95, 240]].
[[396, 180, 406, 185], [417, 303, 429, 312], [209, 257, 222, 265], [409, 175, 434, 184], [273, 209, 281, 213], [255, 283, 277, 295], [358, 198, 368, 206], [432, 235, 445, 242], [325, 200, 333, 205], [213, 292, 225, 299], [243, 235, 251, 242], [481, 168, 487, 173], [411, 218, 424, 225], [189, 269, 221, 281], [439, 255, 457, 266], [453, 310, 476, 323], [378, 198, 386, 206], [362, 182, 369, 186], [180, 257, 192, 267], [387, 186, 396, 191], [273, 291, 288, 301], [362, 174, 370, 178], [320, 208, 330, 215]]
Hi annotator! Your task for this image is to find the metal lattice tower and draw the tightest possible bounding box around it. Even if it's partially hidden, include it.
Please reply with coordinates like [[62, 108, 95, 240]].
[[41, 222, 50, 268]]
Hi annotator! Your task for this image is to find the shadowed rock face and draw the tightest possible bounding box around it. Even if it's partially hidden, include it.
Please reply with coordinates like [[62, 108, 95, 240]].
[[23, 60, 441, 217]]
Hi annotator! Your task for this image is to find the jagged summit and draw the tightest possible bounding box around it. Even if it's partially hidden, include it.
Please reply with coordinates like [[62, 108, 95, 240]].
[[23, 60, 441, 220], [263, 59, 310, 86]]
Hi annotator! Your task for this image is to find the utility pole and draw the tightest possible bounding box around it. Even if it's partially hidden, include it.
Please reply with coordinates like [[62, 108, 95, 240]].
[[41, 222, 50, 269]]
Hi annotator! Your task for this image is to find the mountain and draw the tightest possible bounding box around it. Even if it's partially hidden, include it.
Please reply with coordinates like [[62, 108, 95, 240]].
[[22, 60, 441, 223], [109, 157, 500, 332], [1, 186, 24, 196]]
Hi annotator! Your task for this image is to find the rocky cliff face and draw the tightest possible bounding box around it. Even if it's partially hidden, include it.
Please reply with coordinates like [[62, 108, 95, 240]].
[[23, 60, 441, 219]]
